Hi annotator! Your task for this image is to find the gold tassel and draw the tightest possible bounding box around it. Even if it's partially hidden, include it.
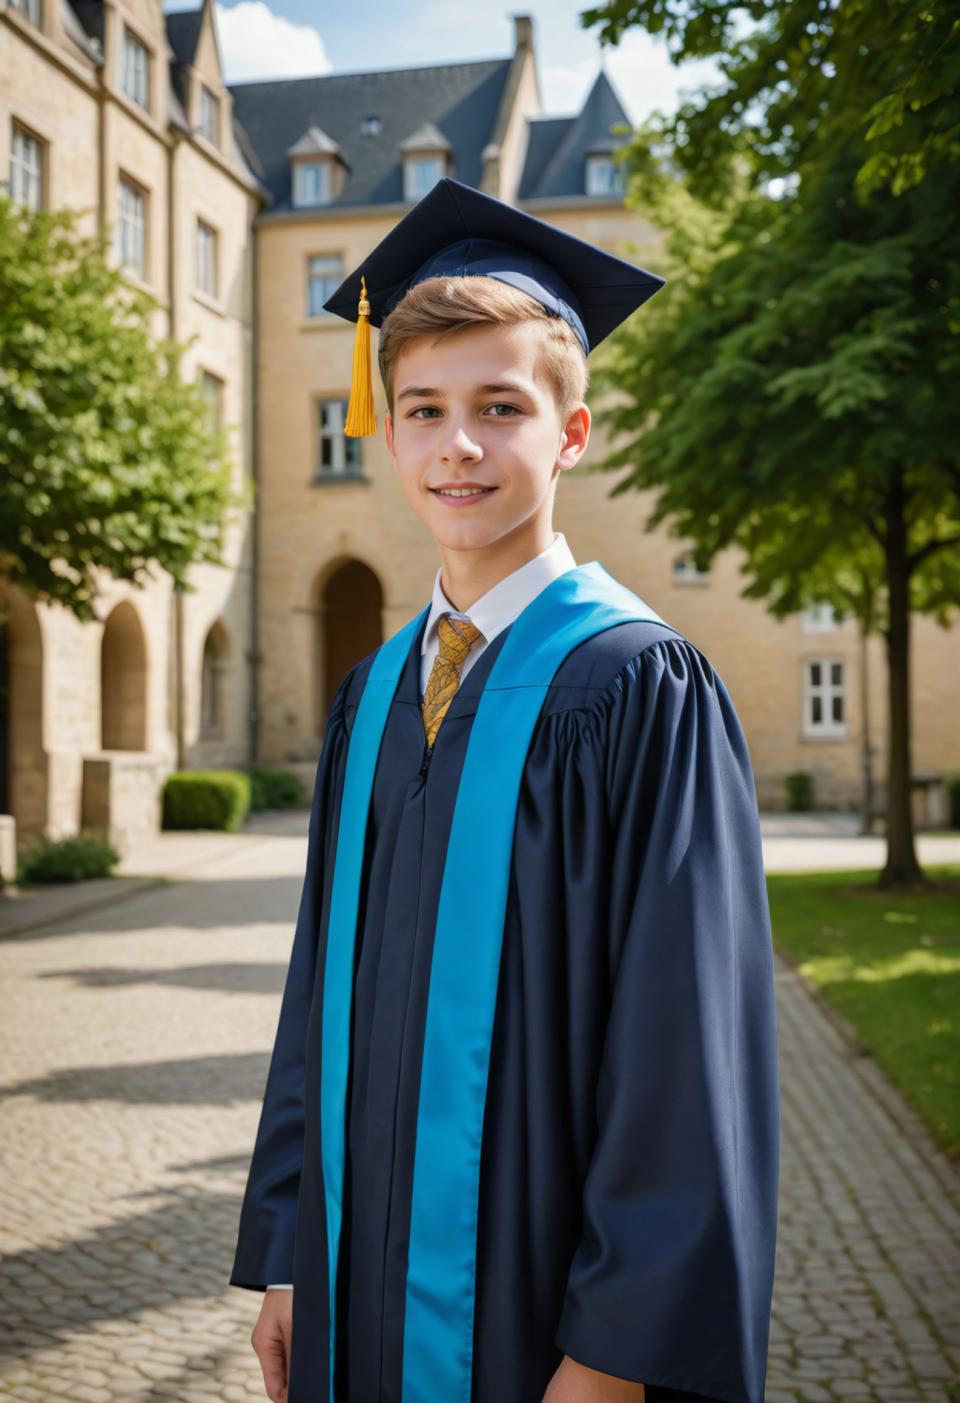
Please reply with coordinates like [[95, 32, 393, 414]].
[[344, 274, 377, 437]]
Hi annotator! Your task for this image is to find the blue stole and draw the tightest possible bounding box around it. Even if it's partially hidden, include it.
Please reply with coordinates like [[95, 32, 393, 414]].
[[320, 560, 666, 1401]]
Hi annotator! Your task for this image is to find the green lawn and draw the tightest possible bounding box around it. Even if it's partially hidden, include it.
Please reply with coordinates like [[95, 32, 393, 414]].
[[766, 865, 960, 1160]]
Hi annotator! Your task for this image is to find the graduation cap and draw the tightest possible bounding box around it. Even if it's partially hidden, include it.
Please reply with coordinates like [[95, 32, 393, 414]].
[[322, 176, 666, 436]]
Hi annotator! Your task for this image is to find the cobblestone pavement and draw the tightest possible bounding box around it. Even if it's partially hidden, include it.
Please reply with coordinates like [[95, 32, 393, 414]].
[[1, 815, 958, 1402]]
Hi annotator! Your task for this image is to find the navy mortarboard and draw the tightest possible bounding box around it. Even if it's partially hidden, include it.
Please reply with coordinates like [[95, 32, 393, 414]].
[[321, 175, 667, 435]]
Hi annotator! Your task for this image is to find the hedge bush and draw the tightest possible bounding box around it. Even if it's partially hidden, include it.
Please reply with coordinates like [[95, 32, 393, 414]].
[[250, 767, 306, 811], [162, 770, 251, 831], [19, 831, 120, 883], [785, 770, 813, 812]]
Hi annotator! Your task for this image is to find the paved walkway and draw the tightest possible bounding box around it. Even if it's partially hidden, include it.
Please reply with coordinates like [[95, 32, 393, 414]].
[[0, 814, 958, 1401]]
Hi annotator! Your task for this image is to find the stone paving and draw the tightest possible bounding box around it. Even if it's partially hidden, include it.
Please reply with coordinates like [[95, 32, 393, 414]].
[[0, 814, 958, 1402]]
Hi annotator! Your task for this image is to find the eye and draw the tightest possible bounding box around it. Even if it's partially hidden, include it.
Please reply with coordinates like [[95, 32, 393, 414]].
[[408, 405, 441, 419], [485, 403, 521, 417]]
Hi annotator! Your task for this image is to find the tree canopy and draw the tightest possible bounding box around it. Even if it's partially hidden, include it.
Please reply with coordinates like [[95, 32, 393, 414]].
[[0, 194, 249, 621]]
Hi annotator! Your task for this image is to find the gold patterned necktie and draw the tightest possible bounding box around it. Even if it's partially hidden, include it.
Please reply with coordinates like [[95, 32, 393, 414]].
[[422, 613, 484, 749]]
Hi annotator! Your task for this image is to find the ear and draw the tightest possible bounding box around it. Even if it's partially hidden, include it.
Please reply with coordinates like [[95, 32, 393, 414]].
[[384, 410, 398, 471], [557, 402, 590, 472]]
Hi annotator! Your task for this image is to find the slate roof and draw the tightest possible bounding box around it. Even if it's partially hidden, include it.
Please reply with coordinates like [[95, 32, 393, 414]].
[[227, 57, 632, 214], [228, 58, 513, 213], [519, 71, 631, 199]]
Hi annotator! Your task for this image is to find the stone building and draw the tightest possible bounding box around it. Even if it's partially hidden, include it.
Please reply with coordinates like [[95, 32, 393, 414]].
[[1, 3, 956, 857]]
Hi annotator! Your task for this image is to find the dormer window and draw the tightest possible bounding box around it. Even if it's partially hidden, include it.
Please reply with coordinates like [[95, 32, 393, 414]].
[[9, 0, 41, 27], [199, 83, 220, 146], [585, 153, 624, 197], [361, 115, 382, 137], [295, 161, 331, 206], [287, 125, 348, 207], [399, 122, 452, 201]]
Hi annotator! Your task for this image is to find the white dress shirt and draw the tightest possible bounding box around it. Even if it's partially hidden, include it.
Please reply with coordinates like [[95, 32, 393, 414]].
[[418, 530, 577, 697], [266, 530, 578, 1291]]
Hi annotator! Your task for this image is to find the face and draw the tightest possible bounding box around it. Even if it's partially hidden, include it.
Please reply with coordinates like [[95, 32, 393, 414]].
[[384, 320, 590, 560]]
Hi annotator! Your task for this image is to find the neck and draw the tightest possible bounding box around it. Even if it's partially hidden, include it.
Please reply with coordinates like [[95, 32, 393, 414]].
[[438, 520, 556, 613]]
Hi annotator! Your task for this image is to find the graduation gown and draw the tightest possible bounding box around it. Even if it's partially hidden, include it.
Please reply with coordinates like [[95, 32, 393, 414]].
[[229, 562, 780, 1403]]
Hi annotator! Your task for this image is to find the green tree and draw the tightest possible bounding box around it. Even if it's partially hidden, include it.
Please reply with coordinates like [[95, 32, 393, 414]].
[[581, 0, 960, 887], [0, 194, 250, 621]]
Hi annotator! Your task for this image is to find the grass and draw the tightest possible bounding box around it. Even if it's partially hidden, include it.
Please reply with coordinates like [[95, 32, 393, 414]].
[[766, 864, 960, 1161]]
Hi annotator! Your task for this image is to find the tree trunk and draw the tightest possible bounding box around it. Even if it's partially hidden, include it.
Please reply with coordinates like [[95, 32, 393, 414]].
[[880, 469, 926, 887], [858, 619, 875, 836]]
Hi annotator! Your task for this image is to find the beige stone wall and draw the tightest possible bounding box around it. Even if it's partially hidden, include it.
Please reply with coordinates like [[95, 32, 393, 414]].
[[1, 0, 257, 842]]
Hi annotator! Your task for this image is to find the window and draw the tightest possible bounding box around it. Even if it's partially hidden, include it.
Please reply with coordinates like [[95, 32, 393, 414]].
[[10, 122, 44, 210], [199, 84, 220, 145], [195, 218, 217, 297], [198, 369, 224, 437], [121, 26, 150, 110], [586, 155, 625, 197], [294, 161, 331, 207], [316, 398, 362, 477], [9, 0, 41, 26], [803, 658, 847, 738], [801, 602, 841, 632], [361, 115, 382, 137], [307, 255, 344, 317], [117, 175, 147, 279], [403, 156, 444, 201], [672, 551, 710, 585]]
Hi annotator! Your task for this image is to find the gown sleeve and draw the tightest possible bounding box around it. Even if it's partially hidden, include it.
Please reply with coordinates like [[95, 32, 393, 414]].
[[553, 636, 780, 1403], [228, 666, 354, 1291]]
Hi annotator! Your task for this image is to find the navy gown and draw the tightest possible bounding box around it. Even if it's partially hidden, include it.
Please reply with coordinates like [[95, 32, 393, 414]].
[[229, 609, 780, 1403]]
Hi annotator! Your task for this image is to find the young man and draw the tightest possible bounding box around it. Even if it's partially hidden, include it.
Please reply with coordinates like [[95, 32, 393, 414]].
[[230, 178, 780, 1403]]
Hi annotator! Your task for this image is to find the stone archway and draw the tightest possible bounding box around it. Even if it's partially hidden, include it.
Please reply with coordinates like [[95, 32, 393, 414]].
[[100, 601, 148, 751], [315, 560, 383, 733], [0, 591, 45, 830]]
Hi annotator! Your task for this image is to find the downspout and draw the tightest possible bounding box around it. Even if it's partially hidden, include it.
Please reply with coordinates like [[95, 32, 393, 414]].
[[167, 129, 186, 771], [248, 222, 262, 769]]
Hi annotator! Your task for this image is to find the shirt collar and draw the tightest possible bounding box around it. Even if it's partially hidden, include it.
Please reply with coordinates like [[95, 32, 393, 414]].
[[421, 531, 578, 657]]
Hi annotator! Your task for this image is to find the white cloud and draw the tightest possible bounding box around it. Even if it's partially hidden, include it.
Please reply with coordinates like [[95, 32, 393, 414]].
[[212, 1, 333, 83], [541, 29, 724, 128]]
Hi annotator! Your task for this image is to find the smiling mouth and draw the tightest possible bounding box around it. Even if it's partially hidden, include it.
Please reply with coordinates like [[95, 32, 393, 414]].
[[430, 486, 498, 500]]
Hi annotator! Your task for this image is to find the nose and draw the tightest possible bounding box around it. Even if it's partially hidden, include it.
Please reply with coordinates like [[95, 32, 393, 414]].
[[439, 418, 482, 463]]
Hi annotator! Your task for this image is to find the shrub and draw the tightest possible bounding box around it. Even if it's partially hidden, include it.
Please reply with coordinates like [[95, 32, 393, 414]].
[[19, 831, 120, 883], [785, 770, 813, 812], [162, 770, 251, 831], [250, 767, 306, 811]]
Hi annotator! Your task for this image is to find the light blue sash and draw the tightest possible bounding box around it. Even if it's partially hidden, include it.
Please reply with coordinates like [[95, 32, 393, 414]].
[[320, 560, 667, 1401]]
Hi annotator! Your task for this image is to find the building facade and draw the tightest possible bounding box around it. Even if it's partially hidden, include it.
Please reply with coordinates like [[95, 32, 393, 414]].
[[1, 3, 956, 854], [1, 0, 263, 848]]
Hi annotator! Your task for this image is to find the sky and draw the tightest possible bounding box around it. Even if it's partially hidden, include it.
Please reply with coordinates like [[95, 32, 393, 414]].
[[164, 0, 723, 127]]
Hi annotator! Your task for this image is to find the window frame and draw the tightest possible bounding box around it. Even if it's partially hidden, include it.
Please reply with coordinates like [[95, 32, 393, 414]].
[[403, 156, 444, 201], [293, 160, 332, 208], [585, 154, 625, 197], [117, 172, 148, 281], [121, 25, 151, 112], [306, 253, 344, 318], [802, 656, 848, 739], [195, 216, 218, 299], [314, 396, 363, 479], [10, 120, 45, 210], [199, 83, 220, 146]]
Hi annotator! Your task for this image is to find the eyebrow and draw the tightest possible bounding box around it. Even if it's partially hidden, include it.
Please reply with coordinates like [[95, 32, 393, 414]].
[[396, 380, 535, 402]]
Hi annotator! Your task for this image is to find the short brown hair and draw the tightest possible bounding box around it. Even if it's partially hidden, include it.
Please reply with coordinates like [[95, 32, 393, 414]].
[[378, 274, 589, 421]]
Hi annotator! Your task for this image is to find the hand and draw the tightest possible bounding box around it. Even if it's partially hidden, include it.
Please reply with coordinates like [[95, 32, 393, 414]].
[[542, 1353, 646, 1402], [251, 1288, 293, 1402]]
